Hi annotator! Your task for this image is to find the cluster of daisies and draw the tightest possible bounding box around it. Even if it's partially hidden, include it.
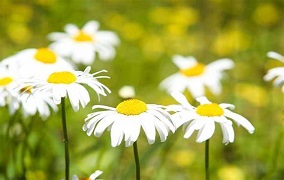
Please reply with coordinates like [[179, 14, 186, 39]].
[[1, 19, 283, 179]]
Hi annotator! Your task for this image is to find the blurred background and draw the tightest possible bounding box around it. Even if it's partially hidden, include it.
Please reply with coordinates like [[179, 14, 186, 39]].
[[0, 0, 283, 179]]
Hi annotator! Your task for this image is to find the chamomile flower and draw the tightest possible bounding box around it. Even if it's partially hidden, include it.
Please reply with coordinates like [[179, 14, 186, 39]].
[[118, 85, 135, 99], [264, 51, 284, 92], [72, 170, 103, 180], [48, 20, 119, 65], [22, 66, 110, 112], [160, 55, 234, 98], [83, 98, 175, 147], [1, 48, 74, 79], [0, 65, 20, 114], [169, 92, 255, 144]]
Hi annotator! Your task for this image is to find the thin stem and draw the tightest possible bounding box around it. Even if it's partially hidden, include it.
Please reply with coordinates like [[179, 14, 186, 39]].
[[61, 97, 70, 180], [205, 139, 210, 180], [133, 141, 140, 180]]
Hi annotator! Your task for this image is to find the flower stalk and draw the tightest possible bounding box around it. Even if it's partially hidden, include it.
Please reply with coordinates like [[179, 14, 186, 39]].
[[205, 139, 210, 180], [61, 97, 70, 180], [133, 141, 140, 180]]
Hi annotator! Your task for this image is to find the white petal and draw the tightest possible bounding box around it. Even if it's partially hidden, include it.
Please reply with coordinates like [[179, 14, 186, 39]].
[[82, 21, 99, 34], [153, 119, 169, 142], [220, 121, 235, 144], [64, 24, 79, 36], [196, 120, 215, 143], [219, 103, 235, 109], [224, 109, 255, 134], [183, 119, 204, 139], [110, 120, 124, 147], [92, 105, 115, 110], [170, 91, 194, 109], [89, 170, 103, 179], [267, 51, 284, 62], [141, 114, 156, 144], [206, 58, 234, 72], [93, 114, 116, 137], [186, 79, 205, 98], [196, 96, 211, 104], [173, 55, 197, 69]]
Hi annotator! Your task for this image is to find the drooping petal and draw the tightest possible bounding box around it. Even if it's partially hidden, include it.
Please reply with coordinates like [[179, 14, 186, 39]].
[[224, 109, 255, 134], [196, 119, 215, 143], [219, 120, 235, 144]]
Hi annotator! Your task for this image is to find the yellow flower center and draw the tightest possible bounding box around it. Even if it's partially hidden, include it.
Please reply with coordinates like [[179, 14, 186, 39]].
[[0, 77, 13, 86], [20, 86, 32, 94], [47, 71, 77, 84], [116, 99, 147, 115], [34, 48, 57, 64], [196, 103, 224, 116], [79, 178, 91, 180], [73, 31, 93, 42], [180, 63, 205, 77]]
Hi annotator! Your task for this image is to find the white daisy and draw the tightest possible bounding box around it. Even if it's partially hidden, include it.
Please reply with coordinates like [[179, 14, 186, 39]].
[[118, 85, 135, 99], [160, 55, 234, 98], [264, 51, 284, 92], [0, 65, 20, 114], [1, 48, 74, 79], [21, 66, 111, 112], [72, 170, 103, 180], [83, 98, 175, 147], [169, 92, 255, 144], [48, 20, 119, 65]]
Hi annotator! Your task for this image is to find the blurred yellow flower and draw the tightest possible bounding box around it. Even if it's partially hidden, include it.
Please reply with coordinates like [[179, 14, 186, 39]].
[[253, 3, 280, 26], [212, 28, 251, 56], [122, 22, 145, 41], [170, 149, 195, 167], [26, 170, 46, 180], [149, 6, 199, 27], [217, 165, 245, 180], [235, 83, 268, 107], [6, 23, 31, 44], [141, 35, 165, 59], [10, 4, 33, 23]]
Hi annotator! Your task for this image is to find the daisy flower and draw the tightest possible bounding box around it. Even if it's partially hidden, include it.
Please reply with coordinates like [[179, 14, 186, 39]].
[[83, 98, 175, 147], [48, 20, 119, 65], [72, 170, 103, 180], [21, 66, 111, 112], [264, 51, 284, 92], [1, 48, 74, 79], [118, 85, 135, 99], [160, 55, 234, 98], [169, 92, 255, 144], [0, 65, 20, 114]]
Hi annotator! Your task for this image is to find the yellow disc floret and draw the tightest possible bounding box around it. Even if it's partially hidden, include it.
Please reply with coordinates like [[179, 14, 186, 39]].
[[74, 31, 93, 42], [20, 86, 32, 94], [47, 71, 76, 84], [180, 63, 205, 77], [79, 178, 91, 180], [0, 77, 13, 86], [34, 48, 57, 64], [116, 99, 147, 115], [196, 103, 224, 117]]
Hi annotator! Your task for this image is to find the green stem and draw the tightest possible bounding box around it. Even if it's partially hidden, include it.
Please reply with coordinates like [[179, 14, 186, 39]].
[[61, 97, 70, 180], [133, 141, 140, 180], [205, 139, 210, 180]]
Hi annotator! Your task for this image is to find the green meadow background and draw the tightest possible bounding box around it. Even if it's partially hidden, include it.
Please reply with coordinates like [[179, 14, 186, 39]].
[[0, 0, 283, 179]]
